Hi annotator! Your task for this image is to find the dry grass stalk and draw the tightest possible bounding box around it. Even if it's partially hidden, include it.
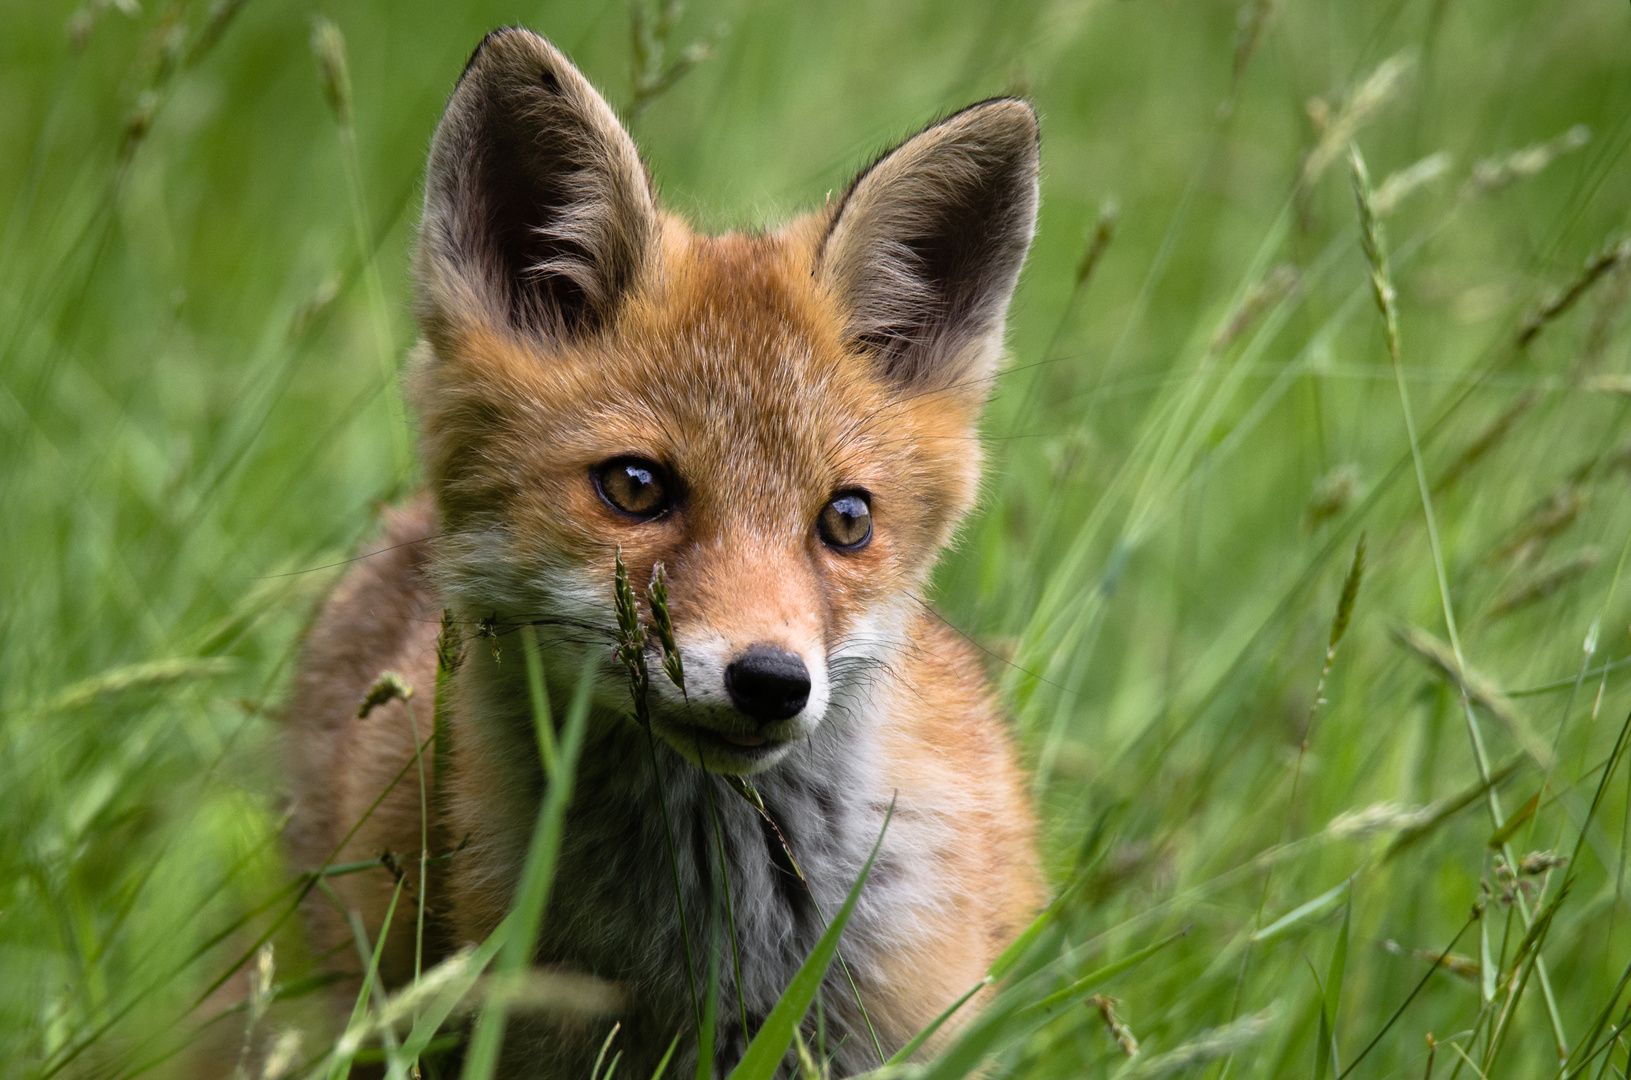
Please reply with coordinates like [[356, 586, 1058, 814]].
[[1383, 755, 1526, 860], [331, 947, 480, 1060], [1490, 486, 1585, 566], [1088, 995, 1140, 1056], [260, 1029, 304, 1080], [1231, 0, 1277, 85], [1517, 236, 1631, 347], [231, 945, 276, 1080], [1210, 263, 1300, 355], [1572, 258, 1631, 377], [474, 969, 627, 1016], [1432, 390, 1536, 496], [1122, 1007, 1278, 1079], [630, 0, 725, 118], [1377, 939, 1480, 982], [1487, 547, 1602, 620], [1325, 801, 1433, 841], [1392, 625, 1553, 770], [1581, 374, 1631, 395]]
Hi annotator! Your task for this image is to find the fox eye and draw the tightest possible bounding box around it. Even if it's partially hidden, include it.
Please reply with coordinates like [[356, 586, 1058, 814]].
[[818, 491, 872, 551], [594, 457, 673, 519]]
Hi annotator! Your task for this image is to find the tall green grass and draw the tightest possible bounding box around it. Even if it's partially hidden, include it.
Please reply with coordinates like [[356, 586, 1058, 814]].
[[4, 0, 1631, 1076]]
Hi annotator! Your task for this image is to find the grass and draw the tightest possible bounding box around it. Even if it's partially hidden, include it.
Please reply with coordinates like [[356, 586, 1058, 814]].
[[3, 0, 1631, 1076]]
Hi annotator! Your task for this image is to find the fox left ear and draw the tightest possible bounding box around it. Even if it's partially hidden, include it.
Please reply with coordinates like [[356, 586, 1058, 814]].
[[819, 99, 1039, 398], [416, 28, 657, 348]]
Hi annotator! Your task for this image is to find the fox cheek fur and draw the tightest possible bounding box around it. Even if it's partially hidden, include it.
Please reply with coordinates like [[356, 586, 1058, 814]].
[[286, 24, 1043, 1077]]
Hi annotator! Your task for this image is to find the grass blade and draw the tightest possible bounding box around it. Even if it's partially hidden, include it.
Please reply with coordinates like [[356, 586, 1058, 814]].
[[1252, 879, 1351, 944], [460, 653, 597, 1080], [727, 800, 894, 1080], [1315, 896, 1351, 1080], [1031, 925, 1191, 1014]]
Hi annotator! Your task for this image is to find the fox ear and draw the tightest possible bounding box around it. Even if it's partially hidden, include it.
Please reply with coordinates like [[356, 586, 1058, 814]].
[[819, 100, 1039, 397], [417, 28, 656, 345]]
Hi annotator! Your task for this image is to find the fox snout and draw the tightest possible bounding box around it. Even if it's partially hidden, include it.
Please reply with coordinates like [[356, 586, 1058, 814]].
[[641, 575, 833, 774], [724, 645, 810, 723]]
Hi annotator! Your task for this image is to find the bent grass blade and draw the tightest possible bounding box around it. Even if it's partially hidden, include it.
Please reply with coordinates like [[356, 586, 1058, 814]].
[[727, 800, 895, 1080]]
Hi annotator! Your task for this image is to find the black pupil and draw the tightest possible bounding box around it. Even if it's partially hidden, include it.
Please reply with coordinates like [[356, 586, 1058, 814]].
[[602, 459, 667, 517], [824, 494, 870, 546], [624, 463, 654, 491]]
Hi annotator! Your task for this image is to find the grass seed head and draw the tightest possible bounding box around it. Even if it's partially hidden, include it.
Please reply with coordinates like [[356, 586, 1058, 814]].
[[1372, 151, 1452, 216], [1211, 263, 1300, 355], [260, 1029, 304, 1080], [1123, 1007, 1279, 1079], [1488, 547, 1602, 621], [613, 548, 650, 716], [1075, 198, 1120, 286], [1232, 0, 1277, 85], [1306, 464, 1360, 530], [1376, 939, 1481, 981], [1518, 851, 1569, 876], [1466, 124, 1590, 197], [1433, 390, 1536, 496], [358, 670, 414, 718], [1302, 52, 1412, 186], [1088, 995, 1140, 1056], [647, 562, 685, 695], [1491, 486, 1586, 566], [1329, 534, 1366, 652], [1349, 144, 1400, 353], [1518, 234, 1631, 347], [310, 16, 353, 129], [1326, 801, 1432, 841]]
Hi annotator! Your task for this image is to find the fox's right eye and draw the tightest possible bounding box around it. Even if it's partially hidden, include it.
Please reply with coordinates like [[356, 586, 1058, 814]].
[[594, 457, 673, 520]]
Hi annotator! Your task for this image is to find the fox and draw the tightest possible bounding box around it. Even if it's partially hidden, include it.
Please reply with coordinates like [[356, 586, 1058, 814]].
[[284, 25, 1043, 1078]]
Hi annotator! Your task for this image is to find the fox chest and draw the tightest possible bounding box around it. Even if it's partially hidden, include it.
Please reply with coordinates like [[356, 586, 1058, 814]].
[[446, 722, 906, 1075]]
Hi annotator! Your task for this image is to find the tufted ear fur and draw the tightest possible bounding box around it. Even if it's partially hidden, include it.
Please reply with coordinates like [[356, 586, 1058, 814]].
[[417, 28, 657, 347], [819, 99, 1040, 396]]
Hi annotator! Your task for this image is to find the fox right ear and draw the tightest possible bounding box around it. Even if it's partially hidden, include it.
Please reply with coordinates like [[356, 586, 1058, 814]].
[[819, 99, 1039, 399], [417, 29, 656, 347]]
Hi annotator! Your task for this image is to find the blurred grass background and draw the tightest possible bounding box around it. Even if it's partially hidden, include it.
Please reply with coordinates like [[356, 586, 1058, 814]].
[[4, 0, 1631, 1076]]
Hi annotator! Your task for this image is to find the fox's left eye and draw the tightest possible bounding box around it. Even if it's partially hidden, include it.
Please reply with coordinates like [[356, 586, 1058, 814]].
[[594, 457, 673, 519], [818, 491, 872, 550]]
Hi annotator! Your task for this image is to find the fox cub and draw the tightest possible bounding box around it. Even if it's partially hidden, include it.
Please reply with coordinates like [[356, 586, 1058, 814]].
[[286, 26, 1041, 1078]]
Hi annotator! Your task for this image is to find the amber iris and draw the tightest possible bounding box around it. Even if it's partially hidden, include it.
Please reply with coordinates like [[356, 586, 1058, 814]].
[[818, 491, 872, 550], [595, 457, 672, 519]]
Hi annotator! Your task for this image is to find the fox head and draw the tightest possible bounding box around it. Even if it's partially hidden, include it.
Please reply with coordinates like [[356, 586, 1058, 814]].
[[413, 28, 1038, 774]]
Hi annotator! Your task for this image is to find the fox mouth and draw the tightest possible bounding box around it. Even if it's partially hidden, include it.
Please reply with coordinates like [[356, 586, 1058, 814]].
[[655, 720, 792, 772]]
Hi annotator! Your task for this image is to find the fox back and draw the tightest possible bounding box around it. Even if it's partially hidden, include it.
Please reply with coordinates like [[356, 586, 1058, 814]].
[[285, 27, 1042, 1078]]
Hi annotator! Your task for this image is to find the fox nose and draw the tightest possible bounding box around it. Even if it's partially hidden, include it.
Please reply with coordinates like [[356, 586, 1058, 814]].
[[725, 645, 810, 723]]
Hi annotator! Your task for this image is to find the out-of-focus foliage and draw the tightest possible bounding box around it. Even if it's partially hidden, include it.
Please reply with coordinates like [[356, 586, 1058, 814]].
[[3, 0, 1630, 1076]]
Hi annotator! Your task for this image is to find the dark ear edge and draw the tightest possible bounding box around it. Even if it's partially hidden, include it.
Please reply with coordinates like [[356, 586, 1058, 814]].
[[416, 27, 657, 348], [818, 98, 1040, 394]]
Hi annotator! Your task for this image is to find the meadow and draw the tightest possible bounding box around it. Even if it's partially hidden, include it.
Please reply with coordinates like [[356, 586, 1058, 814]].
[[4, 0, 1631, 1076]]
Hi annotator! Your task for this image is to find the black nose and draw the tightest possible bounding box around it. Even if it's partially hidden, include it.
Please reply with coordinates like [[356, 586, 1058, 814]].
[[725, 645, 810, 723]]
